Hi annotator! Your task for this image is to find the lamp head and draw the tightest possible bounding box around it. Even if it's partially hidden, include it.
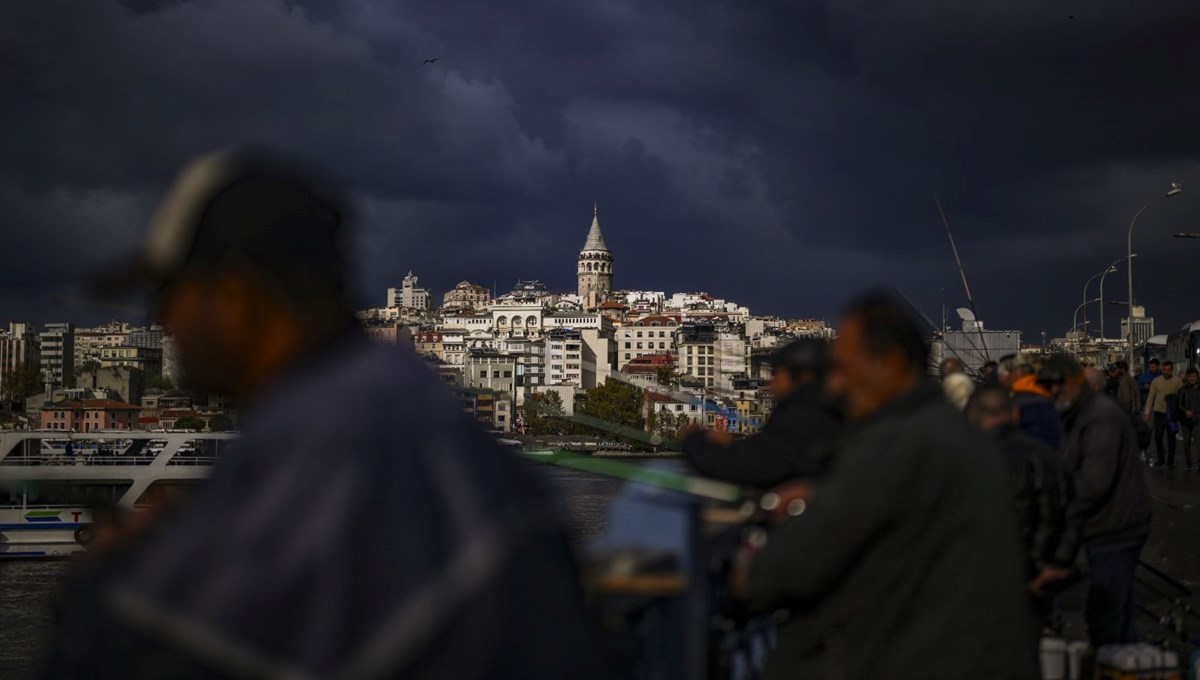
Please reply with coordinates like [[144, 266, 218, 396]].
[[1167, 183, 1183, 197]]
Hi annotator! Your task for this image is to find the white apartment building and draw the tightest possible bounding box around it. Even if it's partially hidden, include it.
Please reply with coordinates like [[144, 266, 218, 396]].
[[492, 303, 545, 339], [464, 349, 516, 395], [617, 315, 679, 370]]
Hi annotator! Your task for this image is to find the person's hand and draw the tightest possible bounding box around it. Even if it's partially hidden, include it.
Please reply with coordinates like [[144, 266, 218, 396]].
[[705, 429, 735, 447], [760, 480, 815, 523], [1144, 412, 1152, 423], [1187, 410, 1193, 419], [1029, 566, 1072, 595]]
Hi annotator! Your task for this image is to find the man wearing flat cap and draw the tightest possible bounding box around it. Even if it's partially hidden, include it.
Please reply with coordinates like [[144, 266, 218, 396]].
[[44, 149, 603, 679]]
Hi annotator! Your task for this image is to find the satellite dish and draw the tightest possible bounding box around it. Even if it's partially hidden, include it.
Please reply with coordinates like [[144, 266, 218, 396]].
[[955, 307, 976, 322]]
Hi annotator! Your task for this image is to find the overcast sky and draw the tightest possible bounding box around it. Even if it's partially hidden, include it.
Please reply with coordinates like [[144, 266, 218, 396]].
[[3, 0, 1199, 340]]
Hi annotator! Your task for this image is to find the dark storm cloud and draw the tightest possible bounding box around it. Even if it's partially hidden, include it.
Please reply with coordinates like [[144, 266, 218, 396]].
[[1, 0, 1198, 337]]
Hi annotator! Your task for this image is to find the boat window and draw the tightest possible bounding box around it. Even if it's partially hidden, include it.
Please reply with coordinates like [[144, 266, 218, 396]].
[[8, 480, 133, 507]]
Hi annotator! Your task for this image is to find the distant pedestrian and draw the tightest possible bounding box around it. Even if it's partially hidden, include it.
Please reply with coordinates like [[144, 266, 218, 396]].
[[1138, 358, 1160, 406], [1144, 360, 1184, 468], [45, 150, 603, 679], [941, 357, 975, 410], [683, 338, 841, 486], [740, 292, 1036, 680], [1177, 367, 1200, 471], [980, 360, 1000, 385], [1114, 361, 1142, 416], [1039, 355, 1152, 647], [998, 353, 1061, 450]]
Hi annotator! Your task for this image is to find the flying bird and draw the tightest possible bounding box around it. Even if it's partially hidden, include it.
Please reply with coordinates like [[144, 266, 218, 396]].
[[422, 58, 439, 65]]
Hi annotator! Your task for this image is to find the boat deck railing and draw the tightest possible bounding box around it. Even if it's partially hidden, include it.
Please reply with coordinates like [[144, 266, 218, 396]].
[[0, 453, 221, 467]]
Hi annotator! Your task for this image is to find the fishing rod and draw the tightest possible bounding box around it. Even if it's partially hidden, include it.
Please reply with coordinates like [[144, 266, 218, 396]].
[[518, 448, 745, 503], [935, 197, 992, 366]]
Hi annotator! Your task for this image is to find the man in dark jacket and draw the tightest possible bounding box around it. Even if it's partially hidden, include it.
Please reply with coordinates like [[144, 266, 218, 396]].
[[966, 385, 1069, 647], [1177, 367, 1200, 470], [966, 385, 1067, 581], [44, 150, 603, 679], [683, 338, 840, 486], [1040, 355, 1153, 647], [741, 293, 1035, 679]]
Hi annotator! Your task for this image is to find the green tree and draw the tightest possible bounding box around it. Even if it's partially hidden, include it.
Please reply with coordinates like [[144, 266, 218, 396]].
[[145, 374, 175, 392], [655, 365, 679, 387], [580, 378, 644, 430], [172, 416, 205, 431], [206, 414, 235, 432], [524, 391, 565, 435], [1, 363, 44, 401]]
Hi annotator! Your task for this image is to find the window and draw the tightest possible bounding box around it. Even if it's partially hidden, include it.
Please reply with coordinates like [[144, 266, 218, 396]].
[[503, 371, 512, 378], [479, 370, 487, 378], [636, 331, 643, 338], [624, 342, 631, 349], [636, 342, 643, 350], [493, 371, 501, 378]]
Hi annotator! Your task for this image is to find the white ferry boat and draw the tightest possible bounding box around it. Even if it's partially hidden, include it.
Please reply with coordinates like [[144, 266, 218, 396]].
[[0, 431, 236, 558]]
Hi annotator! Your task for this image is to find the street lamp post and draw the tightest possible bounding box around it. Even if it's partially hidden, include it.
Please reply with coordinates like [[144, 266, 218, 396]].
[[1083, 270, 1109, 339], [1097, 255, 1133, 343], [1127, 183, 1183, 367], [1073, 298, 1101, 337]]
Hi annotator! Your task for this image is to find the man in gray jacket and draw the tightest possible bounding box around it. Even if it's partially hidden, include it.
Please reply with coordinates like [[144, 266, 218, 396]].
[[742, 292, 1035, 679]]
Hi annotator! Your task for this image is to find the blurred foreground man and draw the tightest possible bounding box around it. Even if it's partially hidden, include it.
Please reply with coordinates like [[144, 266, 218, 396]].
[[45, 150, 601, 679], [743, 293, 1035, 679], [1041, 355, 1152, 646], [683, 338, 840, 486]]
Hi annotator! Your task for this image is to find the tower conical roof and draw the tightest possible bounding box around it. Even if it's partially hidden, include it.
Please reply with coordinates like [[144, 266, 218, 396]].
[[581, 203, 608, 252]]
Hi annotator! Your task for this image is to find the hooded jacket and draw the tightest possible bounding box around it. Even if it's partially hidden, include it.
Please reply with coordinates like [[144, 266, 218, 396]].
[[1011, 375, 1062, 451]]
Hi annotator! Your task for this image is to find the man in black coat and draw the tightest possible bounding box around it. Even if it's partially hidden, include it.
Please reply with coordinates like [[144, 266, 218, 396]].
[[966, 384, 1070, 648], [683, 338, 840, 487], [740, 292, 1036, 679], [1040, 355, 1153, 647], [43, 150, 604, 680]]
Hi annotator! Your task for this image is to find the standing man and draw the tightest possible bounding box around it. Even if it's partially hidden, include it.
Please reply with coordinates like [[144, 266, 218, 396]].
[[1115, 361, 1142, 416], [741, 293, 1035, 679], [45, 150, 603, 679], [683, 338, 841, 486], [1040, 355, 1152, 647], [1177, 367, 1200, 471], [1144, 360, 1183, 468]]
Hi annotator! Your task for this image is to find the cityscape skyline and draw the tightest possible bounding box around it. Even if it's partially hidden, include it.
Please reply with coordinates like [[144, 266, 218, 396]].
[[2, 2, 1199, 338]]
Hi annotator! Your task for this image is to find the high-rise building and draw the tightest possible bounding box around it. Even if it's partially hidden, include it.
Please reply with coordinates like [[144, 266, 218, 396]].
[[0, 322, 39, 397], [386, 271, 431, 311], [1121, 306, 1155, 350], [38, 323, 75, 390], [577, 204, 613, 309]]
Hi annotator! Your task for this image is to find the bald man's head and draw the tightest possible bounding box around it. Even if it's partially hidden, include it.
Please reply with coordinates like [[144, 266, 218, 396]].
[[965, 384, 1016, 432]]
